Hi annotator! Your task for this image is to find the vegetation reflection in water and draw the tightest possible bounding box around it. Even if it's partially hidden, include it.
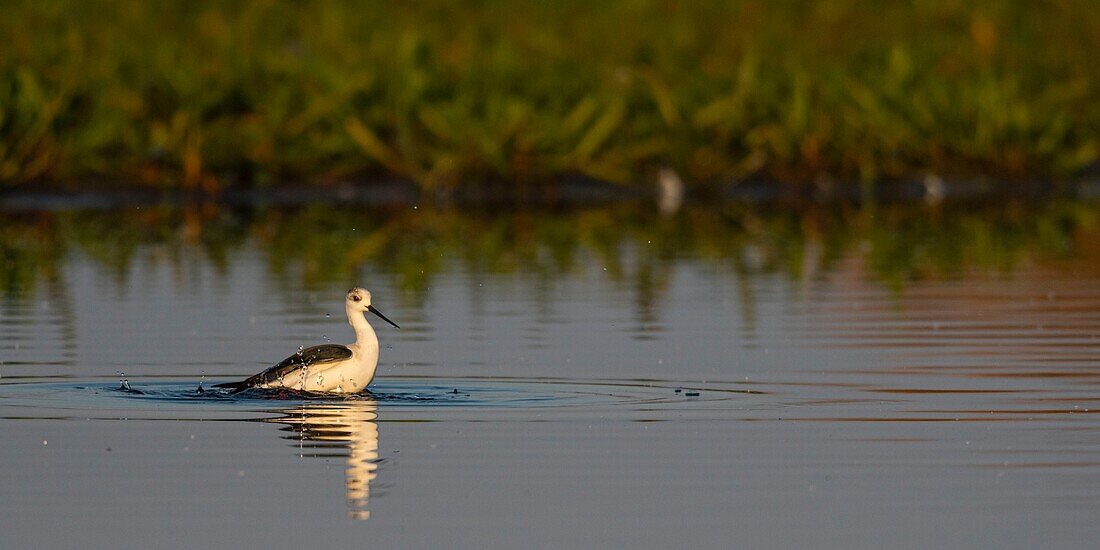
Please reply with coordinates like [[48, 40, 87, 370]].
[[2, 200, 1098, 302], [2, 201, 1100, 544]]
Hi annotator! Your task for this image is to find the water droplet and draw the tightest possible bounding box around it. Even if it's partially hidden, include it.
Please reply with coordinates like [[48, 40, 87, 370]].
[[325, 313, 331, 318], [297, 345, 305, 356], [322, 334, 329, 342]]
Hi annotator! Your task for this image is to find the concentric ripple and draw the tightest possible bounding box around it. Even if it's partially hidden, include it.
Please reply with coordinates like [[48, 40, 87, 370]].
[[0, 376, 764, 421]]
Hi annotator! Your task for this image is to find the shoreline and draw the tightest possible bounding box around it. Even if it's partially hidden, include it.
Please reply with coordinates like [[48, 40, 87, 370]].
[[3, 176, 1099, 212]]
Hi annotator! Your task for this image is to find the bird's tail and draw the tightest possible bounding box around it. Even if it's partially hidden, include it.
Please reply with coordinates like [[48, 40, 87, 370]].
[[211, 380, 250, 393]]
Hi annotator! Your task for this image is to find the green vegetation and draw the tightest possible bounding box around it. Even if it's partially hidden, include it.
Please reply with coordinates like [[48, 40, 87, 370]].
[[1, 1, 1097, 190]]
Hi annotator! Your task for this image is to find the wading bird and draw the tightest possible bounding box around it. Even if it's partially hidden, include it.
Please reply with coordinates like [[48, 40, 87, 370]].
[[215, 287, 399, 393]]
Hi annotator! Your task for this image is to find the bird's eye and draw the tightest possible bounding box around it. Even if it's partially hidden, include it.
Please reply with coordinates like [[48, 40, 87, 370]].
[[351, 295, 361, 302]]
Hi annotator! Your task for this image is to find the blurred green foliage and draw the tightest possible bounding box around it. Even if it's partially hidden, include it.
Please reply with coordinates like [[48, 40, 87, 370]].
[[0, 0, 1097, 189]]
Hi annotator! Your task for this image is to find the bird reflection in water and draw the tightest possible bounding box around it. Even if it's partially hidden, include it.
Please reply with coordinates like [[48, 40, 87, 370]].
[[265, 398, 380, 519]]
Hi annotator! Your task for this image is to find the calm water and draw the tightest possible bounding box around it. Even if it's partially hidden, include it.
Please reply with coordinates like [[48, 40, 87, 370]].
[[2, 200, 1099, 548]]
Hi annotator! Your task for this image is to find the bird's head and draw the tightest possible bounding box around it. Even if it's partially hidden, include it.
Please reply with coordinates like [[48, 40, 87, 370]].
[[347, 287, 400, 329], [347, 287, 372, 310]]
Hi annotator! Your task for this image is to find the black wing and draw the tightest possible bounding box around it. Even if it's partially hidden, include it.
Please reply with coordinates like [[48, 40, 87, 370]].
[[213, 344, 353, 390]]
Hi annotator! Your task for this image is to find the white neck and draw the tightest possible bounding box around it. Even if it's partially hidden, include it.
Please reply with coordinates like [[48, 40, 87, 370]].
[[347, 303, 378, 349]]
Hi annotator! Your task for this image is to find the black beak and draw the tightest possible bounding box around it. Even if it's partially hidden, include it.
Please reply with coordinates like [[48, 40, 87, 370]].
[[367, 305, 400, 329]]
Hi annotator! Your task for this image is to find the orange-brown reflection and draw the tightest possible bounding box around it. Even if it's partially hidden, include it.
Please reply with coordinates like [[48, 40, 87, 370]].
[[810, 218, 1100, 387], [265, 399, 380, 520]]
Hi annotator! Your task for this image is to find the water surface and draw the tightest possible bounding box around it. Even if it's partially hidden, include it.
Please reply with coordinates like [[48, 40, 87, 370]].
[[2, 200, 1099, 548]]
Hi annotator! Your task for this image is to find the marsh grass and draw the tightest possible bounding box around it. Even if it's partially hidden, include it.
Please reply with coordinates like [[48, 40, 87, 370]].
[[1, 0, 1097, 190]]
